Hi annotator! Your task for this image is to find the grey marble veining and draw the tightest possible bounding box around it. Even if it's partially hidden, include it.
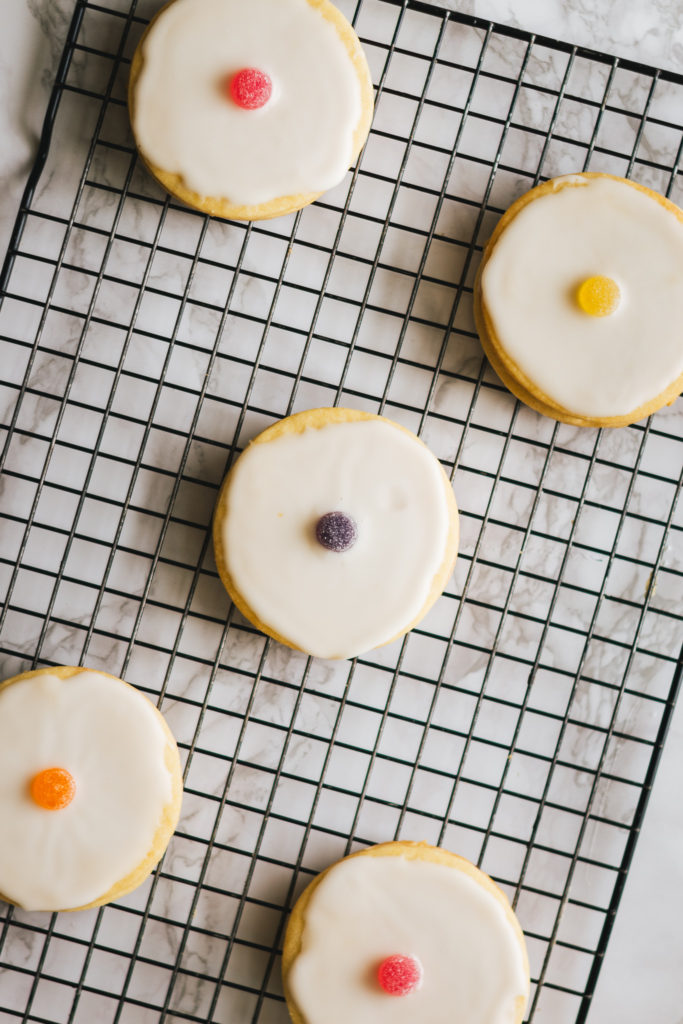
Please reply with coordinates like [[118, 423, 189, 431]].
[[450, 0, 683, 73]]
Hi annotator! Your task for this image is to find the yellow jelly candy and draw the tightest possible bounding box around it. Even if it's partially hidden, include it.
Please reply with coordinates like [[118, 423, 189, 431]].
[[576, 275, 621, 317]]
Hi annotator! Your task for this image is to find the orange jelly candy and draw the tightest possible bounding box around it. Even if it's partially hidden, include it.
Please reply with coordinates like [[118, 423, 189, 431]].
[[30, 767, 76, 810]]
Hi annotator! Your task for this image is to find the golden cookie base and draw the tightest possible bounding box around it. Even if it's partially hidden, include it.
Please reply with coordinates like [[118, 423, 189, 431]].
[[212, 407, 459, 659], [0, 665, 183, 912], [474, 173, 683, 428], [281, 840, 530, 1024], [128, 0, 375, 221]]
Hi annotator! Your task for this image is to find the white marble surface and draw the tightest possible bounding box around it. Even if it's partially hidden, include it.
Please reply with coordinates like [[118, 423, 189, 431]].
[[0, 2, 682, 1023]]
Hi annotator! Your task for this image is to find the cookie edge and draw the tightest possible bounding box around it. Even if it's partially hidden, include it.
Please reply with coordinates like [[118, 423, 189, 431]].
[[474, 172, 683, 428], [127, 0, 375, 220], [281, 839, 530, 1024], [0, 665, 183, 912], [212, 407, 459, 660]]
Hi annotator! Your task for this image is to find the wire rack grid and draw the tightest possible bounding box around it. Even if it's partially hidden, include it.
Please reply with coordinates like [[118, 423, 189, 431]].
[[1, 1, 682, 1022]]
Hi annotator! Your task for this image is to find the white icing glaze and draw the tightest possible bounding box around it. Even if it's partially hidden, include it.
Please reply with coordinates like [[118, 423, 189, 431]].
[[481, 175, 683, 417], [0, 670, 174, 911], [221, 419, 453, 659], [288, 854, 529, 1024], [133, 0, 363, 205]]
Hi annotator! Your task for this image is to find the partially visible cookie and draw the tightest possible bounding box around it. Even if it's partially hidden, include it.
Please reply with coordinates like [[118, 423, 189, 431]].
[[474, 172, 683, 427], [282, 841, 530, 1024], [213, 408, 459, 660], [128, 0, 374, 220], [0, 666, 183, 912]]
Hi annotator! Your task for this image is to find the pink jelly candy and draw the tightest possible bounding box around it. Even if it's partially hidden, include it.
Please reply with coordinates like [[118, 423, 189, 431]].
[[229, 68, 273, 110], [377, 954, 423, 996]]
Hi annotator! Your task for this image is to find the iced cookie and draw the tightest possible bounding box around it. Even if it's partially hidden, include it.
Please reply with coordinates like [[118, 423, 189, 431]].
[[0, 666, 183, 912], [474, 172, 683, 427], [282, 841, 530, 1024], [212, 408, 459, 660], [128, 0, 374, 220]]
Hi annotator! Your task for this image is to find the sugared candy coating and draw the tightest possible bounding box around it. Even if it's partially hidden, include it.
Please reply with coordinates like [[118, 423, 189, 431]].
[[315, 511, 357, 553], [576, 274, 621, 317], [229, 67, 273, 110], [377, 954, 423, 995], [30, 767, 76, 811]]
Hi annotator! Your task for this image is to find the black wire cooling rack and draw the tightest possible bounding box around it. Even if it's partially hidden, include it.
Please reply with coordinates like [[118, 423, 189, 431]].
[[1, 1, 682, 1022]]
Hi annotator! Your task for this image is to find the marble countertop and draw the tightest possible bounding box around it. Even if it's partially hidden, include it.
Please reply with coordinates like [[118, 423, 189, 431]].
[[1, 2, 682, 1022]]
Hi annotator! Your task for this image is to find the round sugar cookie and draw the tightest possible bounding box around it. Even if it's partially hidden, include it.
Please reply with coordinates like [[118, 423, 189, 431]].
[[474, 172, 683, 427], [128, 0, 374, 220], [212, 408, 459, 660], [0, 666, 183, 912], [282, 841, 530, 1024]]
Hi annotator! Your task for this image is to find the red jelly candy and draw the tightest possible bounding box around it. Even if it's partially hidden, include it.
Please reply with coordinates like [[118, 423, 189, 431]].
[[377, 954, 423, 996], [229, 68, 272, 110]]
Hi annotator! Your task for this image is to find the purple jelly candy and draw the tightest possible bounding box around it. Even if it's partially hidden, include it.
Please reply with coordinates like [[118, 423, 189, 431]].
[[315, 511, 357, 553]]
